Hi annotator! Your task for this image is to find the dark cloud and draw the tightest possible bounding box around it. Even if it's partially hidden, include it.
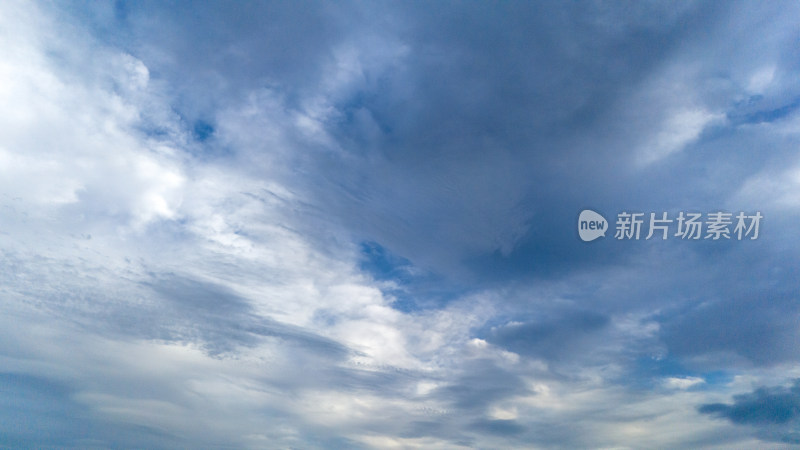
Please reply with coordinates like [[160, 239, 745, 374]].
[[65, 0, 800, 296], [469, 418, 526, 436], [654, 238, 800, 367], [431, 358, 528, 412], [486, 310, 610, 362], [662, 294, 800, 367], [699, 381, 800, 425], [699, 379, 800, 444], [145, 274, 354, 361]]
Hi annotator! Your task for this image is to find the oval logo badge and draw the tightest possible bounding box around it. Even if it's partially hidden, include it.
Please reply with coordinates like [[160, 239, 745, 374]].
[[578, 209, 607, 242]]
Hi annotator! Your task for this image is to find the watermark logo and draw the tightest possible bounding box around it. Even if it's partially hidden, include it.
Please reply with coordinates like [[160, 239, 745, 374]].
[[578, 209, 608, 242], [578, 209, 762, 241]]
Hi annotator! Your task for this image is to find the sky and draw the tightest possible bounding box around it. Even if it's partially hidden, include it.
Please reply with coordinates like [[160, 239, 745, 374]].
[[1, 0, 800, 448]]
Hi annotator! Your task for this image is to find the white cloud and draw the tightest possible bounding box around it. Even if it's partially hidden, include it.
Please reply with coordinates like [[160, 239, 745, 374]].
[[0, 6, 491, 442], [664, 376, 706, 390], [732, 159, 800, 210], [638, 108, 724, 165], [0, 1, 185, 229], [747, 66, 777, 94]]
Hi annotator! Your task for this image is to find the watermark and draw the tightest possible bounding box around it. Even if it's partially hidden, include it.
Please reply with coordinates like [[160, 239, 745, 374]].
[[578, 209, 608, 242], [578, 210, 762, 242]]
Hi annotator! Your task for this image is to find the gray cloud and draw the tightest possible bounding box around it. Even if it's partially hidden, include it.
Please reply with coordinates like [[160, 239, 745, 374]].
[[486, 310, 610, 362], [700, 379, 800, 444]]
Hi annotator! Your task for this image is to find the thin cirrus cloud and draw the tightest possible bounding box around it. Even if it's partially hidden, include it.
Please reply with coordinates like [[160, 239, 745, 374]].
[[1, 0, 800, 448]]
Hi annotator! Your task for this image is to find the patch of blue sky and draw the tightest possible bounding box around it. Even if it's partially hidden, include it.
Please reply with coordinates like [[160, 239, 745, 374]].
[[728, 96, 800, 125], [632, 355, 734, 390], [358, 241, 463, 312], [192, 119, 215, 142]]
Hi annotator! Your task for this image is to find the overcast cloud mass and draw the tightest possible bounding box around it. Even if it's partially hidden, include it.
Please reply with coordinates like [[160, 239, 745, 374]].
[[1, 1, 800, 448]]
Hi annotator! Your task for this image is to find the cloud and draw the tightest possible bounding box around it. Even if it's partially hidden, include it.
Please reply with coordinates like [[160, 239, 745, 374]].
[[638, 108, 725, 165], [485, 310, 610, 362], [2, 0, 800, 448], [665, 376, 706, 390], [734, 159, 800, 210], [0, 1, 185, 229], [699, 379, 800, 443]]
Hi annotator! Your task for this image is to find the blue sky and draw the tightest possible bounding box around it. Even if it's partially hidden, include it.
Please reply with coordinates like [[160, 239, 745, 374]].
[[1, 0, 800, 447]]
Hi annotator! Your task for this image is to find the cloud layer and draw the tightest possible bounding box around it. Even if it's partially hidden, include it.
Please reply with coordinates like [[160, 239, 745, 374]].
[[1, 0, 800, 448]]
